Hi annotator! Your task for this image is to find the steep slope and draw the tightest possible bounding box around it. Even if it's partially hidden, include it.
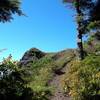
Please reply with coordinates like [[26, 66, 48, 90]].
[[19, 48, 76, 100], [49, 50, 76, 100]]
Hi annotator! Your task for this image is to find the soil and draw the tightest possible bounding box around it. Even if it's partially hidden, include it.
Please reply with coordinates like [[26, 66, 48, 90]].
[[50, 66, 71, 100]]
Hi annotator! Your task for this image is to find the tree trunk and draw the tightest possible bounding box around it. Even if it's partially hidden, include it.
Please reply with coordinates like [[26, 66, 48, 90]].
[[76, 0, 84, 60], [77, 33, 84, 60]]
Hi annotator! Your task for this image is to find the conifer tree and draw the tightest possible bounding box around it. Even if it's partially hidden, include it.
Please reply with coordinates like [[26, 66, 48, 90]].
[[63, 0, 95, 60], [88, 0, 100, 32], [0, 0, 22, 22]]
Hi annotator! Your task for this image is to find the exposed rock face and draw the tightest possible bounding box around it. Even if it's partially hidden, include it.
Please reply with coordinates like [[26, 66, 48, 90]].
[[19, 48, 45, 67]]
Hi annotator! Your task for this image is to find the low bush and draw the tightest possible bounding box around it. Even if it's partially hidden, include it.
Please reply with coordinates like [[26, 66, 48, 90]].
[[0, 57, 33, 100], [64, 55, 100, 100], [25, 56, 55, 100]]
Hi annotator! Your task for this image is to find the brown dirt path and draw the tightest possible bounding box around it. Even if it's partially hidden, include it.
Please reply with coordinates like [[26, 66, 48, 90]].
[[49, 51, 76, 100], [50, 69, 71, 100]]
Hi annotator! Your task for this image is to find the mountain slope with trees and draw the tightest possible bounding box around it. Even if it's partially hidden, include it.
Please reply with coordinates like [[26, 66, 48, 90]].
[[0, 0, 100, 100]]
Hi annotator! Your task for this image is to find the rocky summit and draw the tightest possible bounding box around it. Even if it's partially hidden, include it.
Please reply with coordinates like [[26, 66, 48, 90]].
[[19, 48, 45, 66]]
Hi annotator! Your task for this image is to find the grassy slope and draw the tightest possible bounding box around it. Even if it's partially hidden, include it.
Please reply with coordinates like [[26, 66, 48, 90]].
[[23, 43, 100, 100], [26, 49, 76, 95]]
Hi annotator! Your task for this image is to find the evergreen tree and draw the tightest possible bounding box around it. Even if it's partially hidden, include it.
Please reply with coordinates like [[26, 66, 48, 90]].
[[90, 0, 100, 22], [0, 0, 22, 22], [63, 0, 95, 60], [88, 0, 100, 32]]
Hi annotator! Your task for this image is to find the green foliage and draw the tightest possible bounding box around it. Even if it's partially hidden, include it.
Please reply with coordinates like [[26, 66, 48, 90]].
[[87, 21, 100, 31], [24, 56, 55, 100], [83, 33, 100, 54], [76, 15, 83, 23], [0, 0, 23, 22], [87, 35, 95, 43], [64, 55, 100, 100], [0, 57, 33, 100], [90, 0, 100, 22], [0, 55, 53, 100], [95, 44, 100, 52]]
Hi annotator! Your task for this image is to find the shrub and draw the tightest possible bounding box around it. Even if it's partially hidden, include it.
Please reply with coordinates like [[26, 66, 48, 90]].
[[0, 57, 33, 100], [25, 56, 55, 100], [64, 55, 100, 100]]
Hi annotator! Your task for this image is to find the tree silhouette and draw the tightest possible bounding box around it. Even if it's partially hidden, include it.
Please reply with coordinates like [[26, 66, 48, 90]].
[[63, 0, 95, 60], [0, 0, 22, 22]]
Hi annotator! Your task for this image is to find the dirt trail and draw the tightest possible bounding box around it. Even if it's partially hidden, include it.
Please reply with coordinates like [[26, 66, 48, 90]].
[[49, 51, 76, 100], [50, 66, 71, 100]]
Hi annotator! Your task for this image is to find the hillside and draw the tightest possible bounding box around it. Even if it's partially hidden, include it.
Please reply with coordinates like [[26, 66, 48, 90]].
[[18, 41, 100, 100], [18, 48, 77, 100], [0, 40, 100, 100], [0, 0, 100, 100]]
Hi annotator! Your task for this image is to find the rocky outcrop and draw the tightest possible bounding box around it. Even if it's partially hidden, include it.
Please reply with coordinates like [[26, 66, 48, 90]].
[[19, 48, 45, 67]]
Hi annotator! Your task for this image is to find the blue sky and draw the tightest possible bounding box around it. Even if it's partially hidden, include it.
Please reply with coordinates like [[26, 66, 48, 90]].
[[0, 0, 77, 61]]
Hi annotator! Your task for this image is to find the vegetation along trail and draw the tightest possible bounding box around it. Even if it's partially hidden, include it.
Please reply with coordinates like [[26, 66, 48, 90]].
[[49, 51, 76, 100]]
